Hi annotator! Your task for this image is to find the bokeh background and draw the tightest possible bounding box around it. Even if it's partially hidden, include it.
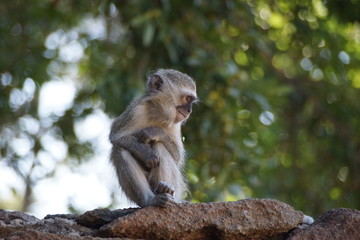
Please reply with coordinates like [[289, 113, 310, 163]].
[[1, 0, 360, 218]]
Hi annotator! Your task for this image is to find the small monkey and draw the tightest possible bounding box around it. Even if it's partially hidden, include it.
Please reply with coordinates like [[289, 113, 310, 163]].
[[109, 69, 197, 207]]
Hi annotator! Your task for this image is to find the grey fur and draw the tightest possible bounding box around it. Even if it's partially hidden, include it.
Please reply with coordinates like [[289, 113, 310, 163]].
[[109, 69, 197, 207]]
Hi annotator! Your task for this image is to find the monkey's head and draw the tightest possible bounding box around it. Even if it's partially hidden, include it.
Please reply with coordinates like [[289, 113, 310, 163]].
[[144, 69, 197, 127]]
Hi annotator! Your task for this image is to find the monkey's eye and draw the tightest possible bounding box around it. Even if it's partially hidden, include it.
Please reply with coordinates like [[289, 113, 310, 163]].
[[185, 95, 195, 103]]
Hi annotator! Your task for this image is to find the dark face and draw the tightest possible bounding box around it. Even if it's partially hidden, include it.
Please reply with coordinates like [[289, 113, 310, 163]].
[[145, 69, 197, 125], [175, 94, 197, 123]]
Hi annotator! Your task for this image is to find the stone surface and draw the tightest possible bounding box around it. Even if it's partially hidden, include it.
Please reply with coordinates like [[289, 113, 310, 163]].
[[97, 199, 304, 240], [2, 199, 358, 240], [0, 209, 39, 224], [287, 208, 360, 240], [4, 230, 137, 240], [0, 209, 95, 239], [4, 230, 97, 240], [75, 208, 137, 229]]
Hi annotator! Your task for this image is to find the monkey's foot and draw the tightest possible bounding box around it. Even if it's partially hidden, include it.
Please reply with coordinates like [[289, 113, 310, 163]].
[[152, 193, 175, 207], [155, 181, 174, 196]]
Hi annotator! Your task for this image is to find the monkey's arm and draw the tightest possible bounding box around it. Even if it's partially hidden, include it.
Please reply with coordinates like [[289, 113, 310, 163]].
[[111, 135, 160, 170], [133, 127, 181, 162]]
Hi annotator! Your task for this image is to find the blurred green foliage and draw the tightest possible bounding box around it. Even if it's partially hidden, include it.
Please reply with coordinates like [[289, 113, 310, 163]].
[[1, 0, 360, 215]]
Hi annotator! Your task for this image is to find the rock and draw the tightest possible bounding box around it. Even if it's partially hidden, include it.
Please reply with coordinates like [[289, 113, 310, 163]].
[[2, 199, 357, 240], [5, 230, 92, 240], [97, 199, 304, 240], [0, 208, 140, 239], [76, 208, 138, 229], [286, 208, 360, 240], [0, 209, 39, 224], [45, 213, 79, 221], [4, 230, 134, 239], [0, 209, 94, 239]]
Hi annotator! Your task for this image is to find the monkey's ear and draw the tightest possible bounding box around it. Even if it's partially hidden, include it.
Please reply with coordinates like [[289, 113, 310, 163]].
[[147, 74, 164, 92]]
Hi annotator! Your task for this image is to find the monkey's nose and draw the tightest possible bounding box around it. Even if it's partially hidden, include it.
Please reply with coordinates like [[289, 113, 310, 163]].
[[187, 103, 192, 113]]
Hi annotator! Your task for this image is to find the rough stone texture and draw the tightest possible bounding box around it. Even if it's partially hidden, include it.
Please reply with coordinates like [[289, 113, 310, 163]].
[[75, 208, 137, 229], [287, 208, 360, 240], [97, 199, 304, 240], [1, 199, 358, 240], [0, 209, 38, 224], [4, 230, 105, 240], [0, 210, 96, 239]]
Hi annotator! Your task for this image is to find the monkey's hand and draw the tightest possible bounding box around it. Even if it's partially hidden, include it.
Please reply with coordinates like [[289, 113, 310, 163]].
[[113, 135, 160, 169], [131, 143, 160, 169], [133, 127, 181, 163], [134, 127, 167, 145]]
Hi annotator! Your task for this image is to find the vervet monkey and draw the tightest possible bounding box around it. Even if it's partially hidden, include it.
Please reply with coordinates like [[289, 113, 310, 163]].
[[109, 69, 197, 207]]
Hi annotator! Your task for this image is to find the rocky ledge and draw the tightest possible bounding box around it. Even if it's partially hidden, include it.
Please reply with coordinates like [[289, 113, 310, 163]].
[[0, 199, 359, 240]]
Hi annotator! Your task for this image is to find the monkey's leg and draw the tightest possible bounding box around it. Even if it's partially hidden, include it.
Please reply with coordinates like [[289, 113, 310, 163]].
[[148, 143, 186, 201], [112, 149, 174, 207], [112, 149, 154, 206]]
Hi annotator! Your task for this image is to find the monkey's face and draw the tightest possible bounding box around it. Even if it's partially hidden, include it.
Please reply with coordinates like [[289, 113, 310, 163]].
[[175, 93, 197, 123], [145, 69, 197, 125]]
